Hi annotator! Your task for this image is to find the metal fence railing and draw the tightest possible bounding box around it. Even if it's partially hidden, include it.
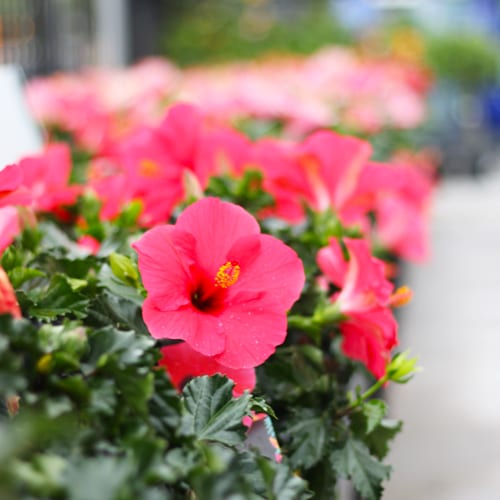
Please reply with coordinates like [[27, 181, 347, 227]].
[[0, 0, 94, 77]]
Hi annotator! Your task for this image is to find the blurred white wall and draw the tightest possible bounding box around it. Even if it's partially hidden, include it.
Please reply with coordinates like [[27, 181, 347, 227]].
[[0, 66, 42, 168]]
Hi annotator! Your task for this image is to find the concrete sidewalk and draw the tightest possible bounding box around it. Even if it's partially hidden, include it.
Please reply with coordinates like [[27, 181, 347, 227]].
[[384, 168, 500, 499]]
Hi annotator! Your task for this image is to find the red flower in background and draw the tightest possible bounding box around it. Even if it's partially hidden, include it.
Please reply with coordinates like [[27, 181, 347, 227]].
[[17, 144, 81, 214], [297, 130, 372, 213], [342, 161, 433, 262], [252, 138, 314, 223], [0, 266, 21, 318], [0, 164, 31, 208], [0, 207, 21, 256], [254, 130, 372, 222], [317, 237, 398, 378], [133, 197, 305, 369], [88, 103, 252, 226], [158, 342, 255, 396], [116, 125, 185, 227]]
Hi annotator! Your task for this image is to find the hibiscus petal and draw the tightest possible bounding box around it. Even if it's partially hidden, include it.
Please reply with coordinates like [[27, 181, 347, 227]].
[[227, 233, 305, 311], [0, 206, 20, 255], [142, 299, 226, 355], [340, 307, 398, 379], [341, 238, 393, 307], [214, 302, 288, 369], [175, 197, 260, 275], [132, 225, 192, 305], [159, 342, 255, 396], [299, 130, 372, 209], [0, 164, 23, 192], [316, 238, 349, 288]]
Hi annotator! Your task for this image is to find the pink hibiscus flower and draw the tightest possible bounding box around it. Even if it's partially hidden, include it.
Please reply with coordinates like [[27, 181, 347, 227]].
[[92, 103, 249, 226], [195, 127, 252, 186], [254, 130, 372, 223], [0, 206, 21, 256], [86, 156, 131, 222], [0, 266, 21, 318], [342, 161, 433, 262], [133, 197, 305, 369], [253, 138, 314, 223], [317, 237, 398, 378], [296, 130, 372, 213], [17, 144, 81, 214], [158, 342, 255, 396], [0, 164, 31, 208], [116, 125, 185, 226], [158, 102, 252, 188]]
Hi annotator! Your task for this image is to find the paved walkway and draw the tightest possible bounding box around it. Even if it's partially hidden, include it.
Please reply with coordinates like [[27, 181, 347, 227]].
[[384, 167, 500, 499]]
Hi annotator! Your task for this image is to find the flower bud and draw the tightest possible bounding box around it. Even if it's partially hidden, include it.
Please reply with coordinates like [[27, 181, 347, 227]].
[[6, 395, 20, 416], [386, 350, 420, 383], [109, 252, 139, 286]]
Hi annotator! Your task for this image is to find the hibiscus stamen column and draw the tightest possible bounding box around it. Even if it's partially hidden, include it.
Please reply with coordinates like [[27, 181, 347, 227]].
[[214, 261, 240, 288]]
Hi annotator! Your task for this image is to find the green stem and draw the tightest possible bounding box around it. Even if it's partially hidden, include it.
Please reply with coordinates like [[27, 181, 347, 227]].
[[287, 314, 314, 331], [336, 374, 389, 419]]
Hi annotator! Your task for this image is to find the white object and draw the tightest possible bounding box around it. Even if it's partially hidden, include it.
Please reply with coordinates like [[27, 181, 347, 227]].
[[0, 65, 42, 169]]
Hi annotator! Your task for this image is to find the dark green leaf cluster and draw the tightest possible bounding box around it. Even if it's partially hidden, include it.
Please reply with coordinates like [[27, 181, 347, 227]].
[[255, 338, 400, 499], [0, 176, 405, 499], [0, 224, 309, 499]]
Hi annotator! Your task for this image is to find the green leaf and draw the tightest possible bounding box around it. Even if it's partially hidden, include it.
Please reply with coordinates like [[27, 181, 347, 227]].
[[256, 456, 312, 500], [88, 379, 117, 417], [182, 375, 251, 446], [63, 456, 131, 500], [302, 457, 338, 500], [363, 419, 403, 460], [38, 221, 92, 260], [362, 400, 387, 435], [86, 327, 155, 369], [8, 267, 45, 288], [98, 264, 144, 306], [27, 274, 90, 320], [287, 414, 330, 469], [331, 437, 391, 500], [257, 345, 327, 401], [87, 291, 148, 338], [10, 454, 66, 497]]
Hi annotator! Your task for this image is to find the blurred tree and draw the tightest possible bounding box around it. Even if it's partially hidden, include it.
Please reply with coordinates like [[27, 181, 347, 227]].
[[425, 32, 500, 90], [159, 0, 350, 66]]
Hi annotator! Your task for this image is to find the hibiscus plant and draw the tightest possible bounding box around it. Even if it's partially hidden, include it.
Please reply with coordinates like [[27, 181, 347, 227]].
[[0, 98, 427, 500]]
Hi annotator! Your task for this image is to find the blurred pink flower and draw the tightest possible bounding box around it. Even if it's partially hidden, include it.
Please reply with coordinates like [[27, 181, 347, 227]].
[[254, 130, 372, 222], [158, 342, 255, 396], [116, 124, 185, 227], [133, 197, 305, 369], [252, 138, 313, 223], [317, 237, 398, 378], [342, 161, 433, 262], [17, 144, 81, 214], [90, 103, 256, 226], [0, 164, 31, 208], [77, 235, 101, 255], [86, 156, 130, 222], [26, 59, 181, 152], [0, 206, 20, 256]]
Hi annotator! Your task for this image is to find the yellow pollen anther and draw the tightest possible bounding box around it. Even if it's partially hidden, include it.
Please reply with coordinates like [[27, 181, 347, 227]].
[[389, 285, 413, 308], [214, 261, 240, 288], [139, 159, 161, 178]]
